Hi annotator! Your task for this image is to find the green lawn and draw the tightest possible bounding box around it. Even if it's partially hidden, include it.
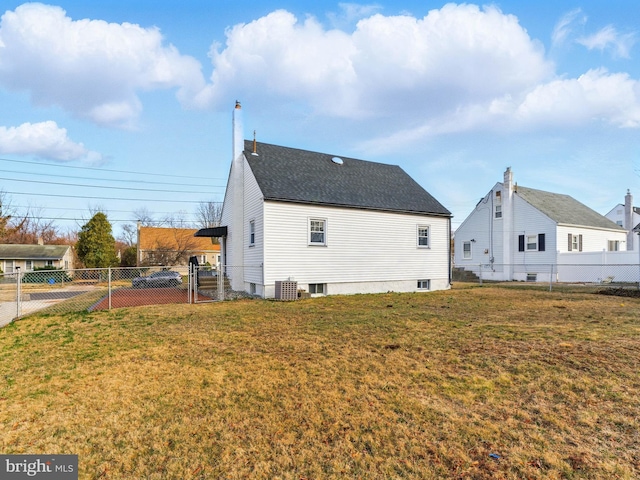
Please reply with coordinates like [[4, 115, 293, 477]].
[[1, 284, 639, 479]]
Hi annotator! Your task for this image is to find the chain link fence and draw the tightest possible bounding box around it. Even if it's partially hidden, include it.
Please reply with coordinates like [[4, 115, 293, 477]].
[[453, 262, 640, 291], [0, 264, 265, 327]]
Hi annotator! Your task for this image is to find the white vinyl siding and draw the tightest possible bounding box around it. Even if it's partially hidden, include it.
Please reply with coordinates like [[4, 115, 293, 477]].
[[263, 202, 450, 291], [557, 225, 627, 253], [243, 164, 264, 285]]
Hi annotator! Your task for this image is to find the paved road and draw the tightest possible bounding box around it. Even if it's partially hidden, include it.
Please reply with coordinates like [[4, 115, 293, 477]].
[[0, 288, 94, 328]]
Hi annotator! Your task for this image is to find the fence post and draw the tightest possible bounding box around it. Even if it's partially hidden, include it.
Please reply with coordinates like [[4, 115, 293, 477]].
[[478, 264, 483, 285], [15, 267, 21, 320], [108, 267, 112, 310], [218, 265, 224, 301], [549, 263, 554, 292]]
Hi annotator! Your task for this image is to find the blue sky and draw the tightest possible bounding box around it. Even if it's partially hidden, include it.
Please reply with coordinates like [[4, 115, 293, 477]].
[[0, 1, 639, 237]]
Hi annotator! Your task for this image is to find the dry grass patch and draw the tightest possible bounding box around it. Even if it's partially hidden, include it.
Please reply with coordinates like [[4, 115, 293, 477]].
[[1, 285, 639, 479]]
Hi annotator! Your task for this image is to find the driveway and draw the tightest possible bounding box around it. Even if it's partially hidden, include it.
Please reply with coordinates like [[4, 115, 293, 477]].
[[0, 286, 97, 328]]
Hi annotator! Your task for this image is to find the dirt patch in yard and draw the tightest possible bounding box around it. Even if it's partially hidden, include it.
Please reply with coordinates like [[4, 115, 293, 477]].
[[596, 287, 640, 298], [89, 287, 213, 311]]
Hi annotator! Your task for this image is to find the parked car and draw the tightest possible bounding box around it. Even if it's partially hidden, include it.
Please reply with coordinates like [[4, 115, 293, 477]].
[[132, 270, 183, 288]]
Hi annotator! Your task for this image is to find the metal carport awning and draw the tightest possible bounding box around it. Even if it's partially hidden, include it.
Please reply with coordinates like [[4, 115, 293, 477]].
[[194, 226, 228, 238]]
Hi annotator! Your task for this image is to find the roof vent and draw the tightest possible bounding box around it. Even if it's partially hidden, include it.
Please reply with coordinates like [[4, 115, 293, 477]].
[[331, 156, 344, 165]]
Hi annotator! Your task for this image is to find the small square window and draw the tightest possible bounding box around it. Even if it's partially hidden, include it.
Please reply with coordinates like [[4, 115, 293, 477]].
[[463, 241, 472, 259], [309, 219, 326, 245], [417, 226, 430, 247], [309, 283, 325, 294], [417, 279, 431, 290]]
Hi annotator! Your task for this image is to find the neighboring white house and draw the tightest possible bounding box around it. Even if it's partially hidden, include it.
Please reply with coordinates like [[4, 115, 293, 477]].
[[605, 190, 640, 251], [454, 168, 628, 282], [197, 102, 452, 298], [0, 244, 74, 273]]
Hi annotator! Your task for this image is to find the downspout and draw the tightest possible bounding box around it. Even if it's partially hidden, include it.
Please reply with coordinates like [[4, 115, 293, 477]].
[[448, 216, 452, 287]]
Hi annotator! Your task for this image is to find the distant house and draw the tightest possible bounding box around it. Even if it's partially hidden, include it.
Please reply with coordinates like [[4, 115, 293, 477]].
[[196, 102, 452, 298], [454, 168, 627, 282], [0, 244, 74, 273], [137, 226, 220, 266], [605, 190, 640, 251]]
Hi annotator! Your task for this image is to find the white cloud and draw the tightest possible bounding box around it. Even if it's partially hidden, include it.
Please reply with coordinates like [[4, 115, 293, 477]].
[[551, 8, 586, 47], [0, 121, 103, 163], [198, 4, 552, 121], [326, 3, 383, 29], [0, 3, 205, 128], [577, 25, 636, 59], [515, 69, 640, 128]]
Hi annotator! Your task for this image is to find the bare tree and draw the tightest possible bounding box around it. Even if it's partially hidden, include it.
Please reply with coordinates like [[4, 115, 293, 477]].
[[195, 201, 223, 228], [119, 223, 138, 247], [132, 207, 156, 226], [162, 210, 193, 229]]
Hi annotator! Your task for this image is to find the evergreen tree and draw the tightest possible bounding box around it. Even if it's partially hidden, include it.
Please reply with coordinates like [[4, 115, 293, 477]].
[[76, 212, 119, 268]]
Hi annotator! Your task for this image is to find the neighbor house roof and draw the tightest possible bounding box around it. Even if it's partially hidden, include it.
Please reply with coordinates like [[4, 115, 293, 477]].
[[0, 244, 70, 260], [514, 186, 625, 231], [244, 141, 451, 217], [139, 227, 220, 251]]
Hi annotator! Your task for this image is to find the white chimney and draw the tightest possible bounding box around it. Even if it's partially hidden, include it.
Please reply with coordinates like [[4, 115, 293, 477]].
[[232, 100, 244, 163], [229, 101, 245, 290], [502, 167, 514, 280], [625, 189, 634, 249]]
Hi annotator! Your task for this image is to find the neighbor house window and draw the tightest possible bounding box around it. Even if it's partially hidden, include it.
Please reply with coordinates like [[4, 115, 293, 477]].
[[200, 255, 206, 263], [518, 234, 545, 252], [608, 240, 620, 251], [309, 219, 326, 245], [495, 205, 502, 218], [308, 283, 325, 294], [249, 220, 255, 246], [568, 234, 583, 252], [46, 260, 54, 267], [5, 260, 14, 273], [417, 279, 431, 290], [616, 221, 623, 226], [25, 260, 33, 271], [463, 241, 472, 259], [417, 226, 430, 247]]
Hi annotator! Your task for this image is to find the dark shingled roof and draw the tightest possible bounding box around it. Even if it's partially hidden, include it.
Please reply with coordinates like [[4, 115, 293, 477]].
[[244, 141, 451, 216], [515, 186, 625, 231], [0, 244, 70, 260]]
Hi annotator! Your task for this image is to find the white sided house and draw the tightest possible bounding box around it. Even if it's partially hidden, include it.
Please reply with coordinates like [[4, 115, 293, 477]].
[[454, 168, 627, 282], [605, 190, 640, 251], [198, 103, 452, 298]]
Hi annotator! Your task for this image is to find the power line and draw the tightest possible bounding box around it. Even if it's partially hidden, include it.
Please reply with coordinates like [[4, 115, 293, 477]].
[[0, 168, 221, 189], [3, 190, 222, 204], [0, 176, 222, 195], [0, 156, 225, 181], [9, 215, 201, 224], [9, 205, 193, 215]]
